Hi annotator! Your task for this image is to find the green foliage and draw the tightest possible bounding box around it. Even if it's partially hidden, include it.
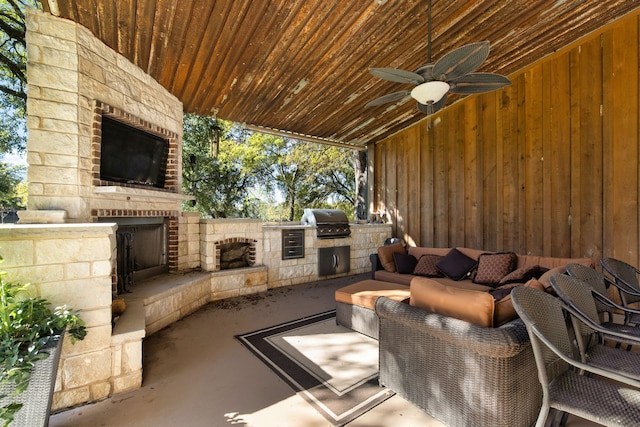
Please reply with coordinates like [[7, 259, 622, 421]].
[[0, 162, 24, 210], [181, 114, 257, 218], [242, 133, 356, 221], [0, 267, 86, 425], [182, 113, 357, 221], [0, 0, 40, 154]]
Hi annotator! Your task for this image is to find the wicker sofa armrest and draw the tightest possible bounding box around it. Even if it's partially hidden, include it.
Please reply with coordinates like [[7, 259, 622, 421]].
[[375, 296, 530, 358], [369, 253, 383, 279]]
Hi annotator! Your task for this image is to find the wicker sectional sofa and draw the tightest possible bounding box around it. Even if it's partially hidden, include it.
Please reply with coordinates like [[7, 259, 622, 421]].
[[335, 244, 594, 427]]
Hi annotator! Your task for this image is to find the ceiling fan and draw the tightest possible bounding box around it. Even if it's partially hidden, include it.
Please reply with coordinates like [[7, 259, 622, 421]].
[[365, 0, 511, 115]]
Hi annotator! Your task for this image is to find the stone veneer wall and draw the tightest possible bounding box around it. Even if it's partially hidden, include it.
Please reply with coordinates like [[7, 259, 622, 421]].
[[25, 8, 185, 221], [0, 224, 143, 410], [178, 212, 202, 271]]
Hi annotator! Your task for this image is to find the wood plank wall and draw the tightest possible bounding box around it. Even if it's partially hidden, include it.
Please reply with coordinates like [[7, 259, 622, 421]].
[[372, 10, 640, 267]]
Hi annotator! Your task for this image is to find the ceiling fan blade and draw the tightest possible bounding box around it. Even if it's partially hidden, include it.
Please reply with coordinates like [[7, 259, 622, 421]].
[[416, 93, 448, 115], [369, 68, 424, 85], [365, 90, 411, 108], [414, 64, 435, 81], [432, 41, 490, 82], [449, 73, 511, 94]]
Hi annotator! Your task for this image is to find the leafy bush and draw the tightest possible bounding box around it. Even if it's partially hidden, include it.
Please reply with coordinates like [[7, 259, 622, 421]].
[[0, 270, 86, 426]]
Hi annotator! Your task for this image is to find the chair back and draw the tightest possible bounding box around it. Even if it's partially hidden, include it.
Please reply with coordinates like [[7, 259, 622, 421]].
[[601, 258, 640, 305], [550, 274, 601, 356], [565, 263, 613, 318], [511, 286, 572, 388]]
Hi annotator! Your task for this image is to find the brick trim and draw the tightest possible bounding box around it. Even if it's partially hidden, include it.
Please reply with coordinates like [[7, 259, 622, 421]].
[[91, 100, 179, 193]]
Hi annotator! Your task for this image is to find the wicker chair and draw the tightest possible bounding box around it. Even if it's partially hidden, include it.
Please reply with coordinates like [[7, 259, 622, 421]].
[[601, 257, 640, 325], [550, 274, 640, 374], [566, 263, 615, 320], [566, 263, 640, 327], [511, 286, 640, 427]]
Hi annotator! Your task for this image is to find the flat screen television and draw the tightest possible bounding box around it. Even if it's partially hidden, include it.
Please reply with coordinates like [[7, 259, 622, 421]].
[[100, 116, 168, 188]]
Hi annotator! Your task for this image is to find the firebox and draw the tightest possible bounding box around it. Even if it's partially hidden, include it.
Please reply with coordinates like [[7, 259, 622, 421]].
[[100, 217, 169, 293]]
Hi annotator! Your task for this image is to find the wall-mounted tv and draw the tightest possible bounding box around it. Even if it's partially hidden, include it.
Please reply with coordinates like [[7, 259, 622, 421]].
[[100, 116, 168, 188]]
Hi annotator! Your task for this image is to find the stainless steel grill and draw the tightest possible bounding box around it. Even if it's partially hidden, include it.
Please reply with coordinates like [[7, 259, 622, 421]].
[[300, 208, 351, 239]]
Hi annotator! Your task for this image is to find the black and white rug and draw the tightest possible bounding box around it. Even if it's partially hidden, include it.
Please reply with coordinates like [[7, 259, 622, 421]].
[[235, 310, 394, 426]]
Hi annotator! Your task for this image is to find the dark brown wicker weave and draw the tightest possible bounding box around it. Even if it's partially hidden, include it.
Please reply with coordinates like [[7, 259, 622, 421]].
[[568, 262, 640, 326], [375, 296, 541, 427], [550, 274, 640, 377], [512, 286, 640, 427], [601, 258, 640, 321]]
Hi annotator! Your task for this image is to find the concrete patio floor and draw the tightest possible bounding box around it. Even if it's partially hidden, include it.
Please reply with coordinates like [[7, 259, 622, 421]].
[[50, 273, 598, 427]]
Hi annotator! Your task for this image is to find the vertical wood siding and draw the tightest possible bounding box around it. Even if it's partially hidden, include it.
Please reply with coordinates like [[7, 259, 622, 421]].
[[372, 10, 640, 267]]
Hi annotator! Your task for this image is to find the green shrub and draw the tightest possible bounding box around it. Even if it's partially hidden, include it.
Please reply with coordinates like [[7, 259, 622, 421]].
[[0, 269, 86, 426]]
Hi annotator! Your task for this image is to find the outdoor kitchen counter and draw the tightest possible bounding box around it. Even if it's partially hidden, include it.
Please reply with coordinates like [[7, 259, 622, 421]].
[[261, 223, 392, 288]]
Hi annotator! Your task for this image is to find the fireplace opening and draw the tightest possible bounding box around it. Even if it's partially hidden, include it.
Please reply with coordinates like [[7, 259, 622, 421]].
[[219, 242, 251, 270], [215, 238, 257, 271], [101, 217, 169, 293]]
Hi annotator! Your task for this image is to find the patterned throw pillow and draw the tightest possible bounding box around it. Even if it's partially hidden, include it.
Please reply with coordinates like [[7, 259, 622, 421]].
[[473, 252, 517, 286], [393, 252, 418, 274], [498, 265, 542, 285], [436, 248, 478, 281], [413, 254, 444, 277]]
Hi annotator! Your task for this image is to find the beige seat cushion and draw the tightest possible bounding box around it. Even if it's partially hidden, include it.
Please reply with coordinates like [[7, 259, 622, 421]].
[[335, 280, 410, 310], [409, 277, 495, 327]]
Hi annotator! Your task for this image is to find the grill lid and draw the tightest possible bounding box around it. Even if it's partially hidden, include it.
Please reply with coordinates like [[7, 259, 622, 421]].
[[301, 209, 351, 238]]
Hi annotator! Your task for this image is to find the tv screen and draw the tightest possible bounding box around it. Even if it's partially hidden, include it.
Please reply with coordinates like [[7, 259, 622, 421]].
[[100, 116, 168, 188]]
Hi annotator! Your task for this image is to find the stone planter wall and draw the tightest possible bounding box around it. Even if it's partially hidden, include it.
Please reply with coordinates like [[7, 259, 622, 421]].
[[0, 224, 140, 411]]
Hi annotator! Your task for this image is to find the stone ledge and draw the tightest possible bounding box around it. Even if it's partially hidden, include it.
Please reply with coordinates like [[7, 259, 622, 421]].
[[111, 300, 145, 344], [93, 186, 195, 201], [17, 209, 67, 223]]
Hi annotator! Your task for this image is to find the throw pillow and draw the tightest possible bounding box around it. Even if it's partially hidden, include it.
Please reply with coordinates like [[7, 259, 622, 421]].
[[393, 252, 418, 274], [412, 254, 444, 277], [377, 242, 406, 272], [473, 252, 517, 286], [435, 248, 478, 281], [498, 265, 542, 285]]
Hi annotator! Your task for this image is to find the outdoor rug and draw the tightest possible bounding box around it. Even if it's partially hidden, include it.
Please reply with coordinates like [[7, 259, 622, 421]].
[[235, 310, 394, 426]]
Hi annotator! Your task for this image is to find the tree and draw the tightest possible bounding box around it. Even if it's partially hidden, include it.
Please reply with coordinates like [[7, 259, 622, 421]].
[[181, 114, 256, 218], [0, 161, 24, 208], [242, 133, 356, 221], [0, 0, 39, 153]]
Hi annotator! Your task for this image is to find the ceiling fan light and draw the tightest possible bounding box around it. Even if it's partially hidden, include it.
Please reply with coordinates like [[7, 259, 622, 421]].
[[410, 81, 450, 104]]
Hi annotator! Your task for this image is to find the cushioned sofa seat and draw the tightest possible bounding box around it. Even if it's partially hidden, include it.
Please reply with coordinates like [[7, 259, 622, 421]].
[[376, 296, 541, 427], [362, 244, 596, 427], [335, 279, 410, 339]]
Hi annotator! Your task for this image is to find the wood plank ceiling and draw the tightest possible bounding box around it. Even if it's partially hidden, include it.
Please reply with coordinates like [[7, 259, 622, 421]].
[[42, 0, 639, 148]]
